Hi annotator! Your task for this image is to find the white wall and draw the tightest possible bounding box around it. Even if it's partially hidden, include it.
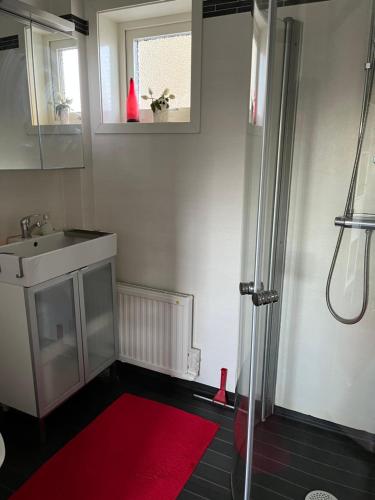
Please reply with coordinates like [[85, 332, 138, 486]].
[[276, 0, 375, 433], [98, 16, 121, 123], [88, 13, 252, 391]]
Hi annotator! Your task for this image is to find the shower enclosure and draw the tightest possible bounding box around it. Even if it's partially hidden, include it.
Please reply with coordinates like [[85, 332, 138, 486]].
[[232, 0, 375, 499]]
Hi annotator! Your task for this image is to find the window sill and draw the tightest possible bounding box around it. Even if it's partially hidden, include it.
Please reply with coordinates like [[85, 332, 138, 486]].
[[97, 108, 199, 134], [95, 121, 200, 134]]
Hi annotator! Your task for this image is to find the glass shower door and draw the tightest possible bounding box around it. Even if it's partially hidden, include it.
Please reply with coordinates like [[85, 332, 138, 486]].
[[233, 1, 375, 499], [232, 1, 281, 498]]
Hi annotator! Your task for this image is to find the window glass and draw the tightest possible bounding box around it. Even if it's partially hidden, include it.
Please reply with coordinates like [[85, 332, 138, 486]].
[[57, 47, 81, 114], [134, 32, 191, 110]]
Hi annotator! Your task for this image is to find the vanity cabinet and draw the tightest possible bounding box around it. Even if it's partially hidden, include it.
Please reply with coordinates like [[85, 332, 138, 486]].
[[0, 258, 118, 418]]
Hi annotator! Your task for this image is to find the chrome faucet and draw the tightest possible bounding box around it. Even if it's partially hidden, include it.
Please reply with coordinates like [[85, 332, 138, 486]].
[[20, 214, 43, 239]]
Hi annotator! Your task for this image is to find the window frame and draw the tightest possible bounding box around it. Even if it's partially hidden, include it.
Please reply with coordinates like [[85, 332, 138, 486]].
[[120, 16, 191, 123], [88, 0, 203, 134]]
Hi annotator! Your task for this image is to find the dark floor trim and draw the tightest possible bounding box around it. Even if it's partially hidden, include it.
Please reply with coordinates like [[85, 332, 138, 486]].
[[274, 405, 375, 451], [118, 361, 236, 406], [0, 35, 19, 51], [203, 0, 330, 18], [60, 14, 89, 36]]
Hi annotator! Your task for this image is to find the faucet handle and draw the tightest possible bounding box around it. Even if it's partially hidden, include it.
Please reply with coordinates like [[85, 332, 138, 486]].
[[29, 214, 42, 221], [20, 214, 41, 223]]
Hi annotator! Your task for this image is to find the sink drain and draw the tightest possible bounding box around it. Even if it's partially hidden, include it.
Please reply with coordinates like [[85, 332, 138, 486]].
[[305, 492, 338, 500]]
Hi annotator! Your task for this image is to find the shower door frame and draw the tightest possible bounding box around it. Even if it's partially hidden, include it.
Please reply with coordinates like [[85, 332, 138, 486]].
[[232, 3, 302, 498], [260, 16, 302, 421], [240, 3, 279, 498]]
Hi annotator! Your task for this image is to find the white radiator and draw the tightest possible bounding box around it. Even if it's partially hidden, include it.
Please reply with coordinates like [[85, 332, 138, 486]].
[[117, 283, 200, 380]]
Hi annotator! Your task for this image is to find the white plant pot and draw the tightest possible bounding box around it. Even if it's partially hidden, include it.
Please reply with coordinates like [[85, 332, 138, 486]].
[[153, 109, 169, 123], [59, 108, 70, 124]]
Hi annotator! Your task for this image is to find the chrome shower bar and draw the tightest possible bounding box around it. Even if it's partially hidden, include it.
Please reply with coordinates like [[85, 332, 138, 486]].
[[0, 0, 74, 33], [335, 215, 375, 230]]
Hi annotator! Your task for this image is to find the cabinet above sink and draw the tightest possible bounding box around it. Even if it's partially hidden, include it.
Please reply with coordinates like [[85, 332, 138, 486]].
[[0, 230, 117, 287], [0, 1, 86, 170]]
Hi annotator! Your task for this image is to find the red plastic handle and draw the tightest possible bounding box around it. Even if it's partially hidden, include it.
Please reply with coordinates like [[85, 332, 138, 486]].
[[220, 368, 228, 390]]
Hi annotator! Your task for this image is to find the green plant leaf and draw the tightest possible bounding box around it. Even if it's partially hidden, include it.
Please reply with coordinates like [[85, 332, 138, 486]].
[[149, 88, 153, 95], [163, 88, 169, 96], [169, 94, 175, 99]]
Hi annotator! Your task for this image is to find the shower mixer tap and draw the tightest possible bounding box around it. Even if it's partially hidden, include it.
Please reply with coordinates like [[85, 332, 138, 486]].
[[334, 215, 375, 230]]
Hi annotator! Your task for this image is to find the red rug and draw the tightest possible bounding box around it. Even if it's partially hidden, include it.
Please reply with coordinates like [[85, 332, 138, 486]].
[[11, 394, 219, 500]]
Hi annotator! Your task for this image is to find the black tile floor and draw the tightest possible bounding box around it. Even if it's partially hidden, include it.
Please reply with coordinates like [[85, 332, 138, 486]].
[[0, 363, 234, 500], [252, 414, 375, 500], [0, 363, 374, 500]]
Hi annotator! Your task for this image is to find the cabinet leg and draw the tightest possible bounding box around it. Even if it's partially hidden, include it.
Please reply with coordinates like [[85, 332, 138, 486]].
[[38, 418, 47, 444]]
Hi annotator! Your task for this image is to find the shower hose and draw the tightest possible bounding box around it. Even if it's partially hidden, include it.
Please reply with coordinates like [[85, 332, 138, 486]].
[[326, 227, 372, 325], [326, 13, 375, 324]]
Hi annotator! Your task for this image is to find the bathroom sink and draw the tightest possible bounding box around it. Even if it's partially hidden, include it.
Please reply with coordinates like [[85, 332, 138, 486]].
[[0, 230, 117, 287]]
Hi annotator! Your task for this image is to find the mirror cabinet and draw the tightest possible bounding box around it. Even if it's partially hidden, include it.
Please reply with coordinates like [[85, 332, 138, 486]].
[[0, 7, 85, 170]]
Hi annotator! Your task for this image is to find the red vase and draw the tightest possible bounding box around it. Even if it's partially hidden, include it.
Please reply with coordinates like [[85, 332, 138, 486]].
[[126, 78, 139, 122]]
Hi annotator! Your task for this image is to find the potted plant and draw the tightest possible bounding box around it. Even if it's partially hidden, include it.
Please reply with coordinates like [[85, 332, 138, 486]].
[[55, 94, 72, 124], [141, 88, 175, 123]]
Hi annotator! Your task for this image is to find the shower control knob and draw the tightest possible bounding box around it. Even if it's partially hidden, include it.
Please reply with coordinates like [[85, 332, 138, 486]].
[[252, 290, 279, 306]]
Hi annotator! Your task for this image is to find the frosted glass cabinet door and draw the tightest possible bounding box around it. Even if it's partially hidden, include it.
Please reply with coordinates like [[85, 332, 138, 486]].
[[27, 273, 84, 416], [79, 259, 117, 380]]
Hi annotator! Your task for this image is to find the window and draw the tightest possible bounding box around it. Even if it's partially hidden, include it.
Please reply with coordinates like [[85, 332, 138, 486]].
[[97, 0, 197, 126], [126, 25, 191, 111]]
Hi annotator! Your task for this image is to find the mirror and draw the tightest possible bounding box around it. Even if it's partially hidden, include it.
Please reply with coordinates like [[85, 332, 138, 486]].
[[0, 9, 85, 170], [29, 25, 84, 169], [0, 11, 40, 169]]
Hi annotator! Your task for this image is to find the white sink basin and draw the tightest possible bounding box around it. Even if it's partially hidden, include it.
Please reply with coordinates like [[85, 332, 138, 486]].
[[0, 230, 117, 287]]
